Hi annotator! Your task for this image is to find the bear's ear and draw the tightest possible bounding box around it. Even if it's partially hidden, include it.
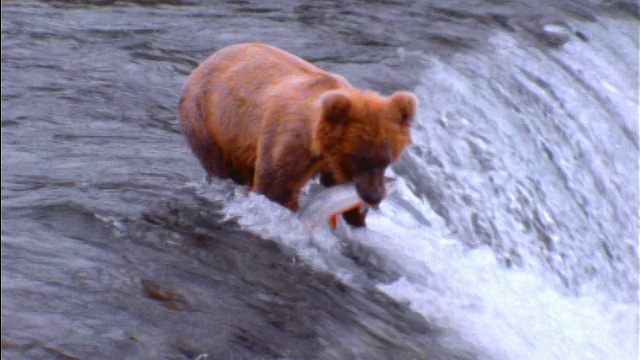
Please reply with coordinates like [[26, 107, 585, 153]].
[[321, 90, 352, 124], [390, 91, 417, 126]]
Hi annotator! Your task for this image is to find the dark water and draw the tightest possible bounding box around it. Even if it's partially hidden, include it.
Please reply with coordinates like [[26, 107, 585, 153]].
[[2, 1, 638, 359]]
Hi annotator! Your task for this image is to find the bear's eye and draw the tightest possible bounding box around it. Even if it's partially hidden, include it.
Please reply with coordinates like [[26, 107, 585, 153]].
[[349, 154, 389, 172]]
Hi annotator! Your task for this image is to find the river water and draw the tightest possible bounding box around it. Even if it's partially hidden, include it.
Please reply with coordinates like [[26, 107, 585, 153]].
[[2, 1, 638, 359]]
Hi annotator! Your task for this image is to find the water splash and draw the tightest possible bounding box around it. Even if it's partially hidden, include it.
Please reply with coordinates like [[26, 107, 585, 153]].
[[394, 17, 638, 302], [222, 13, 638, 360]]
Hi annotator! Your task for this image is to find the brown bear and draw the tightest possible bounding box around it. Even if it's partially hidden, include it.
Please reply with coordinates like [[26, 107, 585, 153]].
[[179, 43, 416, 227]]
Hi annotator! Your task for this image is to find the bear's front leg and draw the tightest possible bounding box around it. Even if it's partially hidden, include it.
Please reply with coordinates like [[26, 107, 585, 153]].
[[320, 172, 336, 187], [253, 148, 319, 212], [253, 163, 300, 211]]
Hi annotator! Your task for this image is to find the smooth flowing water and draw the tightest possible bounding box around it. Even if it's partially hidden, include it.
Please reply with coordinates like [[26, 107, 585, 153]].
[[2, 1, 638, 359]]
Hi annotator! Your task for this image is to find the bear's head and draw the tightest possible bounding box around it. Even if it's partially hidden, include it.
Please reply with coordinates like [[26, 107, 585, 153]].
[[314, 89, 417, 205]]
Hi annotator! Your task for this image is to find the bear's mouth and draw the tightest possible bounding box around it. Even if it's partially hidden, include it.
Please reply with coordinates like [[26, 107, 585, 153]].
[[354, 176, 400, 207], [355, 183, 385, 206]]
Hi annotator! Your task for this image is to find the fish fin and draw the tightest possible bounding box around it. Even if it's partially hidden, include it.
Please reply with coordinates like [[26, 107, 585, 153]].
[[329, 214, 338, 229], [328, 202, 365, 229]]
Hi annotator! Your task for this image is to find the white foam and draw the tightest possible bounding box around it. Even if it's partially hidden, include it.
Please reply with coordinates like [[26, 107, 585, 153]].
[[196, 16, 639, 358], [193, 177, 357, 277], [365, 202, 638, 360], [202, 170, 638, 360]]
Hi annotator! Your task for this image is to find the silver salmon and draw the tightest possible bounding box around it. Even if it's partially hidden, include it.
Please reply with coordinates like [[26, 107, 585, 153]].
[[299, 177, 398, 230]]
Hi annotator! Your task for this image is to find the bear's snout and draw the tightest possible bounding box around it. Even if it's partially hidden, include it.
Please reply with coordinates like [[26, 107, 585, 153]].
[[354, 172, 385, 206], [359, 186, 384, 205]]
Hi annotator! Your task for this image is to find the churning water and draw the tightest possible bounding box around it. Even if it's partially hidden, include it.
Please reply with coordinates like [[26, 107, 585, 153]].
[[219, 9, 639, 360]]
